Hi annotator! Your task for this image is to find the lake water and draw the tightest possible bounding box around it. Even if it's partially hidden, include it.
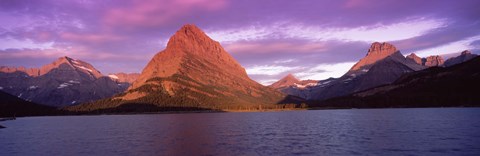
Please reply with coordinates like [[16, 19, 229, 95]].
[[1, 108, 480, 156]]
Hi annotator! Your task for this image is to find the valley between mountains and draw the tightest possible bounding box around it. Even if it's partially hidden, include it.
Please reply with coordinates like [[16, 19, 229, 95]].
[[1, 24, 479, 117]]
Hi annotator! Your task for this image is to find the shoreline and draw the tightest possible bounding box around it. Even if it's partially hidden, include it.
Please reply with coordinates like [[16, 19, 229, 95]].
[[2, 106, 478, 119], [0, 117, 16, 122]]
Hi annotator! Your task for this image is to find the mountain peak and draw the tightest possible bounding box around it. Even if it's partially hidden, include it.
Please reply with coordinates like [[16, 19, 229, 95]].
[[131, 24, 250, 90], [47, 56, 103, 78], [285, 73, 298, 79], [55, 56, 72, 64], [366, 42, 397, 56], [407, 53, 419, 58], [461, 50, 472, 55], [406, 53, 422, 65], [282, 73, 299, 82], [179, 24, 203, 33], [269, 74, 300, 89], [173, 24, 205, 39], [423, 55, 444, 67], [168, 24, 210, 46], [350, 42, 400, 71], [444, 50, 478, 67]]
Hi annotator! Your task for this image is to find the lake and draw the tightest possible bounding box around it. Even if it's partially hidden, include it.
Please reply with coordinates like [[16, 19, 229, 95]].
[[1, 108, 480, 155]]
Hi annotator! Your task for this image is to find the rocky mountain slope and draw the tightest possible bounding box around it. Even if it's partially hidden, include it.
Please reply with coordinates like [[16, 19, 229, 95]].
[[69, 24, 296, 113], [316, 56, 480, 108], [0, 57, 126, 107]]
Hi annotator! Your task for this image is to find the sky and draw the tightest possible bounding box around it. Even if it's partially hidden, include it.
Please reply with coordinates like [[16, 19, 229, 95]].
[[1, 0, 479, 85]]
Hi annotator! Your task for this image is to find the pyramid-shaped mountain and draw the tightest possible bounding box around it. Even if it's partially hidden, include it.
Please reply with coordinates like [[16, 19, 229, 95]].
[[69, 24, 292, 112], [269, 74, 300, 89], [269, 74, 322, 99], [0, 57, 125, 107]]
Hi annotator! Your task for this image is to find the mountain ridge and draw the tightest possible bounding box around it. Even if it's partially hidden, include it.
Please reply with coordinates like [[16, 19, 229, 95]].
[[0, 56, 126, 107], [315, 56, 480, 108]]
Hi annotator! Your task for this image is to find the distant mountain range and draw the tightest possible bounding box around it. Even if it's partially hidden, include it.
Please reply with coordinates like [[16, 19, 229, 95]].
[[0, 57, 138, 107], [271, 43, 478, 102], [1, 24, 479, 116], [315, 56, 480, 108]]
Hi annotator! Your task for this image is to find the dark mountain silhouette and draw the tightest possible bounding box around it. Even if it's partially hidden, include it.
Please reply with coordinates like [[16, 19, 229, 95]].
[[0, 90, 63, 117]]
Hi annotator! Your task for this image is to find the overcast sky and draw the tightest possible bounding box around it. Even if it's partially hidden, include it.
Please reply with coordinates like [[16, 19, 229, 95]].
[[1, 0, 479, 85]]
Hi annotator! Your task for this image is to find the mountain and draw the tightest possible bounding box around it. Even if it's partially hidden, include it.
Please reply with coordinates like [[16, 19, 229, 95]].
[[270, 42, 426, 101], [407, 53, 445, 67], [423, 55, 444, 67], [68, 24, 294, 112], [406, 53, 423, 65], [0, 90, 63, 117], [0, 57, 126, 107], [108, 72, 140, 90], [269, 74, 321, 99], [316, 56, 480, 108], [348, 42, 399, 73], [273, 42, 425, 101], [444, 50, 478, 67], [269, 74, 300, 89], [108, 72, 140, 84]]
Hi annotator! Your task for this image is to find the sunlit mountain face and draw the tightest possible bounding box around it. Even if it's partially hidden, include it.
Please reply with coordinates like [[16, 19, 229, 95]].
[[1, 0, 479, 85]]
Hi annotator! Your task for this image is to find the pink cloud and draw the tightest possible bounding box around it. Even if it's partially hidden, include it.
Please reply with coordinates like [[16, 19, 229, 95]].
[[344, 0, 365, 8], [60, 32, 125, 43], [103, 0, 227, 29], [224, 41, 329, 54], [0, 48, 66, 59], [0, 46, 149, 61]]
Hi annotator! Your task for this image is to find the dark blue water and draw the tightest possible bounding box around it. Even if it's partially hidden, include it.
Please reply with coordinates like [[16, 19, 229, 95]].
[[1, 108, 480, 155]]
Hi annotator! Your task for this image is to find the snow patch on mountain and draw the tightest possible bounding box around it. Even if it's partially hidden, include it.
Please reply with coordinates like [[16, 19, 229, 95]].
[[294, 83, 319, 88], [69, 80, 80, 84], [75, 65, 93, 72], [57, 82, 77, 89], [108, 74, 119, 79], [71, 60, 80, 64]]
